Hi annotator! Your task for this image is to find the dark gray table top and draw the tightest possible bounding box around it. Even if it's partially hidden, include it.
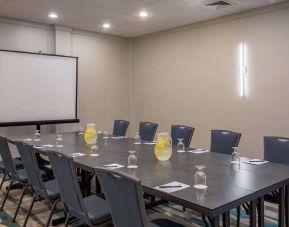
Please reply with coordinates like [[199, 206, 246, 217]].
[[8, 132, 289, 217]]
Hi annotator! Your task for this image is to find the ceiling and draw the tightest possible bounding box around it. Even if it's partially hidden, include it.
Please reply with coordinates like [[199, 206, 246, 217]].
[[0, 0, 286, 37]]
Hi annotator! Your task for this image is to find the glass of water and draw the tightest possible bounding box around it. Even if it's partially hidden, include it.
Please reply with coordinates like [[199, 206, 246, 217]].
[[103, 131, 109, 139], [134, 132, 141, 144], [34, 130, 41, 141], [128, 150, 138, 169], [90, 144, 98, 153], [78, 126, 85, 135], [194, 165, 207, 189], [177, 138, 185, 153], [55, 134, 63, 148]]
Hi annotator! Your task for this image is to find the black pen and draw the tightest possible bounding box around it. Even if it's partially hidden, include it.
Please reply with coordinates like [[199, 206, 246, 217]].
[[249, 160, 265, 163], [159, 185, 183, 188]]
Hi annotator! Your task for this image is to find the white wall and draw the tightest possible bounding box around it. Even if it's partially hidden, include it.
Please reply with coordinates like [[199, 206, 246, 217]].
[[0, 18, 129, 139], [131, 5, 289, 158]]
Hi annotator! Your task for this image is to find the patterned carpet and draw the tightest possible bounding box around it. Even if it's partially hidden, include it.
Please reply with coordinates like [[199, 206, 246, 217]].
[[0, 177, 279, 227]]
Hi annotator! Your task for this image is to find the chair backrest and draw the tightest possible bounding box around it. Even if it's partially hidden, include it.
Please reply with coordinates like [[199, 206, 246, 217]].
[[210, 130, 241, 155], [264, 136, 289, 165], [112, 120, 129, 137], [95, 168, 148, 227], [15, 142, 47, 198], [0, 135, 17, 178], [139, 122, 158, 141], [47, 151, 89, 224], [171, 125, 195, 147]]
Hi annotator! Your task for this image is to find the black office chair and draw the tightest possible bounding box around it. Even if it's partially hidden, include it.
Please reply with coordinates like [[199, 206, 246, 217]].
[[47, 150, 111, 227], [171, 125, 194, 147], [210, 130, 241, 154], [0, 136, 49, 212], [14, 142, 61, 227], [112, 120, 129, 137], [139, 122, 158, 142], [95, 167, 185, 227], [263, 137, 289, 225]]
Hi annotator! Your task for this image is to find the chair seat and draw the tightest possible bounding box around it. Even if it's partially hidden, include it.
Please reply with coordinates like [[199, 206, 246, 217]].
[[17, 168, 48, 184], [44, 179, 60, 200], [264, 190, 279, 204], [0, 158, 23, 171], [83, 195, 111, 225], [149, 218, 185, 227]]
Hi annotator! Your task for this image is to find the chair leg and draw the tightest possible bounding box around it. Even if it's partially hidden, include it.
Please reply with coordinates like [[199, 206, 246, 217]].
[[23, 195, 36, 227], [46, 199, 61, 227], [0, 171, 8, 190], [236, 206, 241, 227], [13, 183, 29, 222], [64, 213, 70, 227], [0, 181, 13, 210]]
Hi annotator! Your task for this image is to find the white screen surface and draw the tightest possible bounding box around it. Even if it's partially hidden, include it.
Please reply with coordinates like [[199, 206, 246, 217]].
[[0, 51, 77, 123]]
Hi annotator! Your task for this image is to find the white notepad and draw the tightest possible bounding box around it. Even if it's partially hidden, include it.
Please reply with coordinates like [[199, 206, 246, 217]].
[[155, 181, 190, 193], [90, 154, 99, 157], [244, 159, 269, 165], [103, 163, 124, 169], [187, 149, 209, 154], [69, 153, 86, 157], [34, 144, 54, 149]]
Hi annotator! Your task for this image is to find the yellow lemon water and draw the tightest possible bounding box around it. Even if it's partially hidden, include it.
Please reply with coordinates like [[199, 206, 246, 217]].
[[84, 124, 97, 144], [154, 136, 172, 161]]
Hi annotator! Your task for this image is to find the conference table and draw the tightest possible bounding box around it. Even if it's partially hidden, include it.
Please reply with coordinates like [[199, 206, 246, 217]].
[[7, 132, 289, 227]]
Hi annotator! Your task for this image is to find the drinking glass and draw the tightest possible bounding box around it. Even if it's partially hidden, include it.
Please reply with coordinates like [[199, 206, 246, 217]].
[[34, 130, 41, 141], [55, 134, 63, 148], [103, 131, 109, 139], [90, 145, 98, 153], [127, 150, 138, 168], [78, 126, 85, 135], [134, 132, 141, 144], [177, 138, 185, 153], [231, 147, 240, 164], [194, 165, 207, 189]]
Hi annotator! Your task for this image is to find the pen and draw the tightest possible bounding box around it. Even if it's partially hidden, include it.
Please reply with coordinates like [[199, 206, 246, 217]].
[[159, 185, 183, 188], [249, 160, 265, 162]]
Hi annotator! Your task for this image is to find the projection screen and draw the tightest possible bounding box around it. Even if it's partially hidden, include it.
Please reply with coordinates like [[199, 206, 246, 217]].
[[0, 50, 79, 126]]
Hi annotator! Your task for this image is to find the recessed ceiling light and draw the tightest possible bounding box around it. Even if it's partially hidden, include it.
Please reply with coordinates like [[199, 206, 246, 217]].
[[102, 23, 111, 29], [138, 11, 150, 18], [48, 12, 58, 19]]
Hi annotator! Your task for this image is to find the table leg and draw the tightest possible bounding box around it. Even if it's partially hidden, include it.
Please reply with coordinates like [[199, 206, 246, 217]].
[[250, 200, 257, 227], [286, 185, 289, 227], [279, 187, 285, 227], [222, 211, 230, 227], [258, 197, 264, 227], [80, 169, 92, 196], [212, 216, 219, 227]]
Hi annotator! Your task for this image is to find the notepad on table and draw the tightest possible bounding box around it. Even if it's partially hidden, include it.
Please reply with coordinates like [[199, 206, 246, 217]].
[[34, 144, 54, 149], [143, 142, 157, 145], [69, 153, 86, 158], [155, 181, 190, 193], [103, 163, 124, 169], [187, 149, 209, 154], [244, 159, 268, 165], [111, 136, 127, 139], [90, 153, 99, 157]]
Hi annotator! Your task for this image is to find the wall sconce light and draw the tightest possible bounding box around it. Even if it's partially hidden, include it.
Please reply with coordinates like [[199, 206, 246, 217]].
[[240, 43, 247, 97]]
